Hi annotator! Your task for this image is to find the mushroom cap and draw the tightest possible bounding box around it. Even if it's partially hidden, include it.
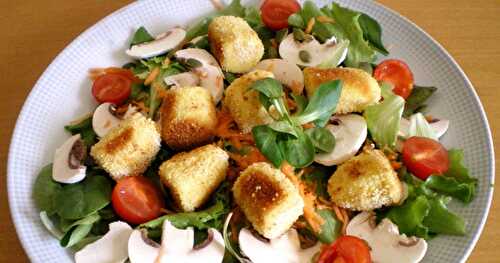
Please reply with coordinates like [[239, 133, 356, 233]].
[[52, 134, 86, 184], [254, 59, 304, 95], [174, 48, 224, 103], [128, 229, 160, 263], [75, 221, 133, 263], [92, 103, 136, 138], [399, 117, 449, 139], [164, 72, 200, 88], [314, 114, 367, 166], [278, 34, 348, 67], [347, 212, 428, 263], [126, 28, 186, 59], [238, 228, 320, 263]]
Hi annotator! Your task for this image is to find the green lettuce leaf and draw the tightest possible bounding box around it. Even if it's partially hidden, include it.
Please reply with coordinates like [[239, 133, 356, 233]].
[[423, 196, 466, 235], [364, 83, 404, 148], [424, 175, 475, 203], [386, 195, 430, 238], [328, 3, 376, 67]]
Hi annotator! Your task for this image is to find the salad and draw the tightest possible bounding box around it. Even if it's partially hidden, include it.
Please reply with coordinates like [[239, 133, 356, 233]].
[[33, 0, 478, 262]]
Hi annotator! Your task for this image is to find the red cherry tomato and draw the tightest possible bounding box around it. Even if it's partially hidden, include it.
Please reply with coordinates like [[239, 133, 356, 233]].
[[318, 236, 371, 263], [402, 136, 450, 180], [373, 59, 414, 99], [111, 176, 165, 224], [92, 73, 132, 105], [261, 0, 301, 30]]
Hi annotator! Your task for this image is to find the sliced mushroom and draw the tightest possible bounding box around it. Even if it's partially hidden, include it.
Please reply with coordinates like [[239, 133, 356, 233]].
[[75, 221, 133, 263], [314, 114, 367, 166], [279, 34, 348, 67], [164, 72, 200, 87], [173, 48, 224, 103], [128, 229, 160, 263], [399, 117, 449, 139], [130, 220, 225, 263], [52, 134, 87, 184], [346, 212, 428, 263], [254, 59, 304, 94], [126, 28, 186, 59], [92, 102, 137, 138], [239, 228, 320, 263]]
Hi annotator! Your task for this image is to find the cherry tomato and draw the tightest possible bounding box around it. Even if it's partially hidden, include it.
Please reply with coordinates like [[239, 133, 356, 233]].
[[111, 176, 165, 224], [318, 236, 371, 263], [92, 73, 132, 105], [402, 136, 450, 180], [373, 59, 414, 99], [261, 0, 301, 30]]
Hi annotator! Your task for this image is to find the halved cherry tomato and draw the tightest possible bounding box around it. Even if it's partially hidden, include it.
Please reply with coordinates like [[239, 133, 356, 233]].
[[402, 136, 450, 180], [373, 59, 414, 99], [318, 236, 371, 263], [92, 73, 132, 105], [111, 176, 165, 224], [261, 0, 300, 30]]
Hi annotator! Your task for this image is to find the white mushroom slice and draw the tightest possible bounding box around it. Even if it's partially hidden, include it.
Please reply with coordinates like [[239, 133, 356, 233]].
[[254, 59, 304, 94], [174, 48, 224, 103], [75, 221, 133, 263], [128, 229, 161, 263], [164, 72, 200, 87], [347, 212, 427, 263], [399, 118, 449, 139], [135, 220, 225, 263], [126, 28, 186, 59], [279, 34, 348, 67], [314, 114, 367, 166], [239, 228, 320, 263], [52, 134, 87, 184], [92, 103, 137, 138]]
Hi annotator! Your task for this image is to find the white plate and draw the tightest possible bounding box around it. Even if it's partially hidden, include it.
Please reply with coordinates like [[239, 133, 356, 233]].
[[7, 0, 494, 262]]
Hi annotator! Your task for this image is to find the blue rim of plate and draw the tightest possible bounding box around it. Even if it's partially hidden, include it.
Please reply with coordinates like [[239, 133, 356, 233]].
[[7, 0, 494, 262]]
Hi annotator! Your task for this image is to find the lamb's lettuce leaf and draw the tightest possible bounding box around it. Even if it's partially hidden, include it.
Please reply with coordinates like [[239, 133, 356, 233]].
[[358, 13, 389, 55], [364, 83, 404, 148], [64, 115, 97, 146]]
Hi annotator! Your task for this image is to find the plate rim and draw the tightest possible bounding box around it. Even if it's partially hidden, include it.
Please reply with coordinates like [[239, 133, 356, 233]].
[[7, 0, 495, 262]]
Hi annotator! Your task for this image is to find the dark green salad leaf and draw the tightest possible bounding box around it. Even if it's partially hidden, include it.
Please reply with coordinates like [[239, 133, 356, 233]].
[[33, 164, 62, 216], [141, 182, 231, 231], [130, 26, 154, 46], [64, 115, 97, 146], [381, 163, 474, 239], [60, 213, 100, 248], [55, 175, 112, 220], [358, 13, 389, 55], [315, 209, 341, 244], [403, 85, 437, 117], [305, 127, 336, 153], [252, 125, 284, 167], [250, 78, 342, 168]]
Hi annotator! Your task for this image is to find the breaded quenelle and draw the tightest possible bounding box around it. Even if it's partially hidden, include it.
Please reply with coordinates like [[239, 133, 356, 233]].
[[160, 86, 217, 150], [90, 113, 161, 180], [233, 162, 304, 239], [208, 16, 264, 73], [223, 70, 274, 133], [304, 67, 381, 114], [328, 149, 403, 211], [159, 144, 229, 212]]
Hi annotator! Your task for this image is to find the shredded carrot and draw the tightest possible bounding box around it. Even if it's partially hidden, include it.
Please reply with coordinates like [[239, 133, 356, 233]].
[[210, 0, 224, 10], [215, 110, 254, 142], [391, 161, 402, 170], [228, 147, 267, 171], [305, 18, 316, 34], [281, 162, 324, 234], [302, 122, 315, 129], [145, 67, 160, 86], [89, 67, 140, 83], [332, 204, 350, 235], [316, 15, 335, 24], [270, 38, 278, 49]]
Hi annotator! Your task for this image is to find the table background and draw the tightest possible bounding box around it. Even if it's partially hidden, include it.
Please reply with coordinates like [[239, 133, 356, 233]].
[[1, 0, 498, 262]]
